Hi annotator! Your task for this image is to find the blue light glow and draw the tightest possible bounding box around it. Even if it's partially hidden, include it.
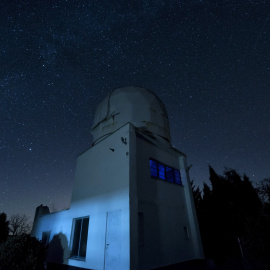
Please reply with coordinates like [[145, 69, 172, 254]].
[[149, 159, 182, 185]]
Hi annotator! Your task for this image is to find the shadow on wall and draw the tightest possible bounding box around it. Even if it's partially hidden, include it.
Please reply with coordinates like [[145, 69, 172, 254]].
[[47, 233, 70, 264]]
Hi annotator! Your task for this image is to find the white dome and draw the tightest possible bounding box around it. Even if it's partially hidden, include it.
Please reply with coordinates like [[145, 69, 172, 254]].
[[91, 86, 171, 144]]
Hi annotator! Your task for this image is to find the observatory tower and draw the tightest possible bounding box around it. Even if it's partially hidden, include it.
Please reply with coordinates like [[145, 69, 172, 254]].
[[32, 86, 203, 270]]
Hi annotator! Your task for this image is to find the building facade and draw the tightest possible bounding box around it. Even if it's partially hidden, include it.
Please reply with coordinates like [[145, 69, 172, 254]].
[[31, 86, 204, 270]]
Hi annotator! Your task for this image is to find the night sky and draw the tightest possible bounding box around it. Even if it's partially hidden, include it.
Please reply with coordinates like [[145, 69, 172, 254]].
[[1, 0, 270, 222]]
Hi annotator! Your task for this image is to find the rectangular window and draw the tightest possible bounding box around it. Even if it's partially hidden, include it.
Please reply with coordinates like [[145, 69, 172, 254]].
[[71, 217, 89, 259], [166, 166, 174, 183], [158, 163, 165, 180], [149, 159, 182, 185], [150, 159, 158, 177], [174, 170, 181, 184]]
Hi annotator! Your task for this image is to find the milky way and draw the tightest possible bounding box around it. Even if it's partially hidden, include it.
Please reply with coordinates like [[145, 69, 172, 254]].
[[1, 0, 270, 221]]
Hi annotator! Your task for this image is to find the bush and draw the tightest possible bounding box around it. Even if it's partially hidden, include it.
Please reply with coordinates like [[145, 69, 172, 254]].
[[0, 234, 46, 270]]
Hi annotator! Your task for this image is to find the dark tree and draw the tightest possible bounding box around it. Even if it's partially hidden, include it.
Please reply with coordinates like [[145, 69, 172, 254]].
[[0, 213, 9, 244], [0, 234, 46, 270], [193, 166, 263, 267], [190, 180, 202, 213], [256, 178, 270, 204], [9, 214, 31, 236], [242, 177, 270, 269]]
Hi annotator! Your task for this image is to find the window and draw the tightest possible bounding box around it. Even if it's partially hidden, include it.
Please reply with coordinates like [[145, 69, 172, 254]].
[[149, 159, 182, 185], [71, 217, 89, 259], [150, 159, 158, 177]]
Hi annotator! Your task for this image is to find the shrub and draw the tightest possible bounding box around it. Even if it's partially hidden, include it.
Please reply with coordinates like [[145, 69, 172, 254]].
[[0, 234, 46, 270]]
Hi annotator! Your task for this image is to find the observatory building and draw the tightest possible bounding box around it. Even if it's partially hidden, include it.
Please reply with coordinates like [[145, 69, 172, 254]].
[[32, 86, 204, 270]]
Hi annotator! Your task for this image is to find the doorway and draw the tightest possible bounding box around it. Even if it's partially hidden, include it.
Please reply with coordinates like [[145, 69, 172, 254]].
[[104, 210, 121, 270]]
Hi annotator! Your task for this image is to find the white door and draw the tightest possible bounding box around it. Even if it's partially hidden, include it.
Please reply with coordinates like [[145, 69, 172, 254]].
[[104, 210, 121, 270]]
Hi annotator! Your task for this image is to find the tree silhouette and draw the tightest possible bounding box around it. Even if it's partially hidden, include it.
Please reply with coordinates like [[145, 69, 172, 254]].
[[9, 214, 31, 236], [0, 212, 9, 244], [256, 178, 270, 203], [193, 166, 265, 267], [0, 234, 46, 270], [190, 180, 202, 213], [242, 177, 270, 269]]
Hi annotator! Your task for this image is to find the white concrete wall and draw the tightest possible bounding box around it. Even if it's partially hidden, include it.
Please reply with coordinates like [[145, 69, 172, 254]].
[[129, 125, 139, 270], [180, 156, 204, 260], [32, 123, 203, 270], [33, 209, 73, 264], [33, 124, 131, 270], [133, 132, 203, 269]]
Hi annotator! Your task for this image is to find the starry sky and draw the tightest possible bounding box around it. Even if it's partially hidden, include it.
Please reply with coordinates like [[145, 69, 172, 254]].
[[1, 0, 270, 222]]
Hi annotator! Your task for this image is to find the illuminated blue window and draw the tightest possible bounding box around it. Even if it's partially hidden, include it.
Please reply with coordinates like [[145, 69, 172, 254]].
[[166, 167, 174, 183], [174, 170, 181, 184], [158, 163, 165, 179], [150, 159, 158, 177], [149, 159, 182, 185], [71, 217, 89, 259]]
